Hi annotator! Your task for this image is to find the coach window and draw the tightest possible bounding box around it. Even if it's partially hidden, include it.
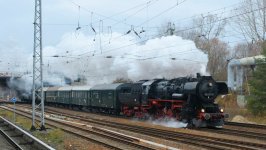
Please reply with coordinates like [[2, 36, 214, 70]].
[[79, 92, 82, 98], [81, 92, 84, 98], [93, 92, 99, 99], [77, 92, 80, 98], [82, 92, 86, 98], [87, 92, 90, 98], [108, 92, 113, 99]]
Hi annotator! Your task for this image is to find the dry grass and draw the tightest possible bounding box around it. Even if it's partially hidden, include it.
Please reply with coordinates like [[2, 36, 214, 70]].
[[33, 128, 64, 149], [64, 137, 107, 150], [0, 109, 13, 119]]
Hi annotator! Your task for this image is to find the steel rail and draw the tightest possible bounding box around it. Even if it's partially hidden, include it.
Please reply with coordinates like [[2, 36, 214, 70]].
[[43, 107, 266, 150], [0, 128, 23, 150], [225, 121, 266, 130], [1, 106, 155, 150], [0, 116, 55, 150]]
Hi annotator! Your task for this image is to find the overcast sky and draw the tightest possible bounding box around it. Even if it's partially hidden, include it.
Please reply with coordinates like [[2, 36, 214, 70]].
[[0, 0, 241, 53]]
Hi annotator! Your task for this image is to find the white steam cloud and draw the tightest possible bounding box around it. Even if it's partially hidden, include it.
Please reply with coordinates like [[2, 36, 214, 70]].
[[43, 31, 208, 86], [149, 118, 188, 128], [132, 118, 188, 128], [2, 32, 208, 94]]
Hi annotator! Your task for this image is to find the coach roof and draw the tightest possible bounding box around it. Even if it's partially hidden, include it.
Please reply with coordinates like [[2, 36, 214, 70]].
[[71, 85, 92, 91], [90, 83, 123, 90], [43, 87, 60, 91]]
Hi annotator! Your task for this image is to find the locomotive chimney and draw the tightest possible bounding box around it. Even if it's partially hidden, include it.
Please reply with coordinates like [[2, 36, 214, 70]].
[[196, 73, 201, 78]]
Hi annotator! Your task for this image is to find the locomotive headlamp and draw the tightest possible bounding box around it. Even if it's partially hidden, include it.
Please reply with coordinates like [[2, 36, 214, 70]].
[[201, 108, 205, 113], [220, 108, 224, 113], [208, 82, 213, 87]]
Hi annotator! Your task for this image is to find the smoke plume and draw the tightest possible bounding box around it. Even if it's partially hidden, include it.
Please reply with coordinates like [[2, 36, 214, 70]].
[[43, 32, 208, 85], [2, 31, 208, 94]]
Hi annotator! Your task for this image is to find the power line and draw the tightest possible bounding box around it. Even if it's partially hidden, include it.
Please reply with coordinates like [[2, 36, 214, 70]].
[[110, 0, 160, 28], [102, 0, 189, 43], [67, 0, 159, 27], [43, 38, 250, 82], [44, 1, 263, 63], [93, 4, 266, 56], [171, 1, 244, 25], [136, 0, 188, 28], [44, 38, 248, 67]]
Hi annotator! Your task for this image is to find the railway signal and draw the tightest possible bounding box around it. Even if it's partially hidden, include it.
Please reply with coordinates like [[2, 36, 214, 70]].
[[10, 97, 16, 122]]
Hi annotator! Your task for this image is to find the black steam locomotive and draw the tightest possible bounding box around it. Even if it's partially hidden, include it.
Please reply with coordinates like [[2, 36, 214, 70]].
[[119, 73, 229, 127], [21, 73, 229, 128]]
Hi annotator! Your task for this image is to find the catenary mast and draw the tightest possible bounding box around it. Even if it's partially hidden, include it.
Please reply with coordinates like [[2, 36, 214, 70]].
[[31, 0, 45, 131]]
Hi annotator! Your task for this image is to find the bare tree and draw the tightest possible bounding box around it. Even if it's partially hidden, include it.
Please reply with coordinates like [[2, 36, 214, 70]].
[[206, 38, 229, 80], [178, 14, 228, 79], [157, 14, 228, 80], [175, 14, 226, 53], [233, 0, 266, 42], [158, 13, 226, 42], [232, 42, 262, 58], [193, 14, 227, 41]]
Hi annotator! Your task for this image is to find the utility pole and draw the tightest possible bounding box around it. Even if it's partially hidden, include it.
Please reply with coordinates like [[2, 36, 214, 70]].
[[31, 0, 45, 131]]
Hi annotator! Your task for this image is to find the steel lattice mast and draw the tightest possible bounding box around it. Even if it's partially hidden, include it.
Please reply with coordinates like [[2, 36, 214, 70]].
[[31, 0, 45, 131]]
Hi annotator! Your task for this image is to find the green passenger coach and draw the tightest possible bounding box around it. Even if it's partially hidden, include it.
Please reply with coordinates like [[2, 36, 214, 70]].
[[57, 86, 72, 105], [43, 87, 60, 103], [71, 86, 91, 108], [43, 84, 123, 113], [90, 83, 123, 113]]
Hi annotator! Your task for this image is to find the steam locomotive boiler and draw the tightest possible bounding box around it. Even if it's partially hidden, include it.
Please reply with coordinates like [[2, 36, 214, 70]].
[[119, 73, 229, 128]]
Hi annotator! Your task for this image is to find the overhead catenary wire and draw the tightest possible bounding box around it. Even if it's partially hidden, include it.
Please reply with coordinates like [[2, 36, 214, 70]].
[[81, 4, 266, 57], [136, 0, 188, 28], [52, 0, 161, 56], [79, 0, 243, 56], [45, 38, 247, 66], [43, 38, 249, 81], [67, 0, 158, 27], [99, 0, 189, 44], [170, 1, 245, 26], [83, 0, 187, 48], [109, 0, 160, 28], [42, 0, 247, 29], [31, 1, 266, 83], [43, 0, 264, 65], [43, 0, 247, 54]]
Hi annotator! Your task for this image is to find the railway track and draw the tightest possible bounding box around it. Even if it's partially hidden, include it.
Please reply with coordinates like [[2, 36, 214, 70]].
[[39, 105, 266, 140], [0, 116, 55, 150], [33, 105, 266, 150], [13, 102, 266, 129], [0, 106, 163, 150], [198, 127, 266, 140], [225, 121, 266, 130], [7, 104, 266, 149]]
